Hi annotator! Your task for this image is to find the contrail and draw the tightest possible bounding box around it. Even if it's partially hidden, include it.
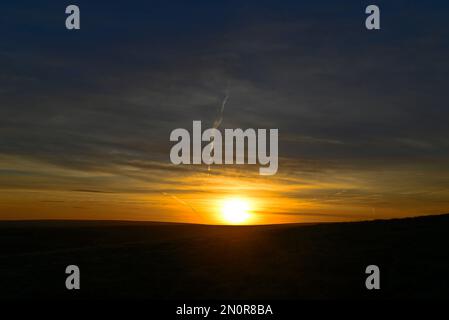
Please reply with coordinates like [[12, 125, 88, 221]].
[[162, 87, 229, 218], [213, 88, 229, 129], [208, 87, 229, 172], [161, 192, 200, 216]]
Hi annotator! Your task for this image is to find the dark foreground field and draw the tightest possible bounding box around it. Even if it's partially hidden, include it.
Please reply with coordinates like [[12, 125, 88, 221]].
[[1, 214, 449, 299]]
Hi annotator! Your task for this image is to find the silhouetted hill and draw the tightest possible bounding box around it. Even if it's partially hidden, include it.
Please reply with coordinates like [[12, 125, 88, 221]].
[[1, 213, 449, 299]]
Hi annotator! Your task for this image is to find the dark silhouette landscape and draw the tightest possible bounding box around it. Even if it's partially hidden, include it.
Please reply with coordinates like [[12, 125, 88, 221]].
[[1, 214, 449, 299]]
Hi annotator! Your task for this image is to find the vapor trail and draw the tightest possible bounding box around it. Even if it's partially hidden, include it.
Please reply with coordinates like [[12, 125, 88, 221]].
[[208, 87, 229, 172], [213, 88, 229, 129], [162, 192, 200, 216]]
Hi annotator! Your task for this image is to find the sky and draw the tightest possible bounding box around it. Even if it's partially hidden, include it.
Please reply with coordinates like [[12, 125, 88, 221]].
[[1, 0, 449, 224]]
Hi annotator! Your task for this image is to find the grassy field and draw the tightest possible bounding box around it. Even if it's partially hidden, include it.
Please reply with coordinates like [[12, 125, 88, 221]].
[[1, 214, 449, 299]]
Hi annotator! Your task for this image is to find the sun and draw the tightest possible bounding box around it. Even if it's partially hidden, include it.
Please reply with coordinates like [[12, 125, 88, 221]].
[[220, 198, 252, 224]]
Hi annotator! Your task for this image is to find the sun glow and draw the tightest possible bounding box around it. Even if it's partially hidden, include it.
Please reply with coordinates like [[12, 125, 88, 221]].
[[220, 198, 253, 224]]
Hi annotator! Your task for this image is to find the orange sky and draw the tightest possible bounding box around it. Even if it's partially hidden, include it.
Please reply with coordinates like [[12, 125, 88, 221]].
[[1, 154, 449, 224]]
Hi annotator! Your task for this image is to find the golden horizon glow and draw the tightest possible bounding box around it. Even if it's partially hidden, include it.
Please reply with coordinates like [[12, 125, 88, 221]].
[[220, 197, 253, 225], [1, 154, 449, 224]]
